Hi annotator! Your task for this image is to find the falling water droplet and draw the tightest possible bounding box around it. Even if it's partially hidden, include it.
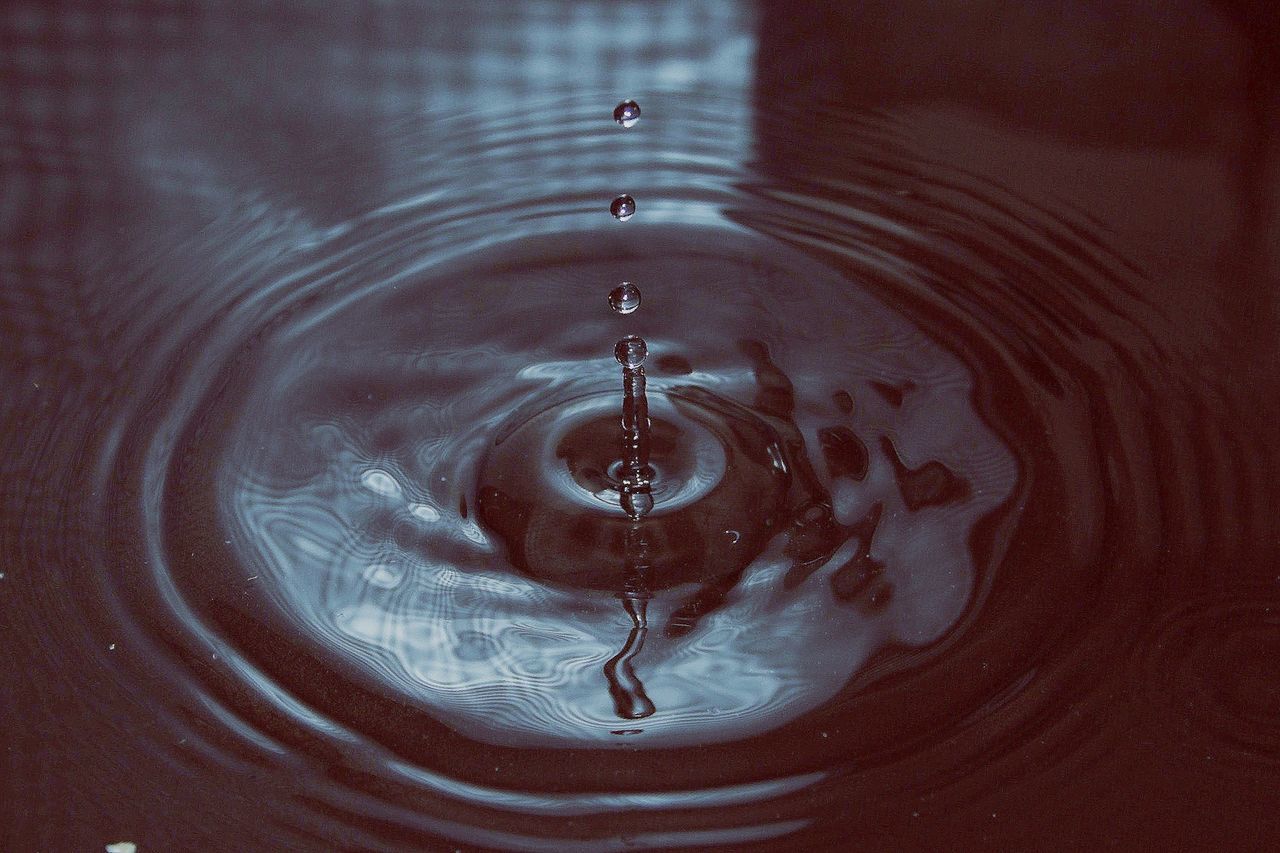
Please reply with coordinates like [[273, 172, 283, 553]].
[[614, 335, 647, 369], [613, 99, 641, 128], [608, 282, 641, 315], [610, 194, 636, 222]]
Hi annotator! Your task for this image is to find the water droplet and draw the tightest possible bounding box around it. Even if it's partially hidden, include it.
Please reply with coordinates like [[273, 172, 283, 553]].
[[610, 194, 636, 222], [613, 99, 641, 128], [621, 490, 654, 519], [614, 335, 647, 369], [608, 282, 641, 315]]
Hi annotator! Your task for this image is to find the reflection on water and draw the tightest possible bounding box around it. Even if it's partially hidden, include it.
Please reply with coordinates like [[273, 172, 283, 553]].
[[2, 2, 1279, 851], [216, 233, 1015, 747]]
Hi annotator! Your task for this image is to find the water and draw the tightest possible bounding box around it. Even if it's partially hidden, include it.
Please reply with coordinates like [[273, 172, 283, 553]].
[[610, 193, 637, 221], [614, 99, 642, 128], [3, 14, 1279, 850], [605, 103, 653, 522], [612, 347, 654, 522], [613, 333, 648, 368], [608, 282, 641, 314]]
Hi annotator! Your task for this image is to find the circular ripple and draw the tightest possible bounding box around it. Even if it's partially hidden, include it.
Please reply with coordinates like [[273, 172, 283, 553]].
[[1138, 594, 1280, 773], [161, 223, 1017, 750], [33, 93, 1269, 849]]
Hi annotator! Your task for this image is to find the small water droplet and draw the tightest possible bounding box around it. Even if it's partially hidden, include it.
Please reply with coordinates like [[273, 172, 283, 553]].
[[608, 282, 641, 315], [613, 99, 641, 128], [614, 335, 647, 369], [621, 490, 654, 519], [610, 194, 636, 222]]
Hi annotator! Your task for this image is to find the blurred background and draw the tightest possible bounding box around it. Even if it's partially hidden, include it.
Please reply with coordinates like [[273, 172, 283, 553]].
[[1, 0, 1275, 385]]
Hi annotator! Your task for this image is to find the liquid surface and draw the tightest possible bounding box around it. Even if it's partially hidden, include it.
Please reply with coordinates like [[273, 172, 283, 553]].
[[2, 4, 1279, 851], [195, 231, 1014, 749]]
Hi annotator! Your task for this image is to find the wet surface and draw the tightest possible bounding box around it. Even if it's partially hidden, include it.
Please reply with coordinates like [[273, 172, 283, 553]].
[[2, 2, 1279, 851]]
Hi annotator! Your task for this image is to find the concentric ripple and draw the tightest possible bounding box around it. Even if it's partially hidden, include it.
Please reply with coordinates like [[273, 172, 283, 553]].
[[22, 93, 1270, 849], [159, 220, 1011, 748], [1137, 593, 1280, 776], [477, 387, 789, 590]]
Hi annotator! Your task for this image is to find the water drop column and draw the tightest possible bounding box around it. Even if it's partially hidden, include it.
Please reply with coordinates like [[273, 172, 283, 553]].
[[615, 335, 653, 519], [603, 99, 657, 722], [609, 99, 653, 522]]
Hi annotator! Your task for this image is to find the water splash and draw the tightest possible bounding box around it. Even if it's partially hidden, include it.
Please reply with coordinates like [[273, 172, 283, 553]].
[[22, 95, 1258, 852], [203, 228, 1016, 752], [614, 336, 654, 521]]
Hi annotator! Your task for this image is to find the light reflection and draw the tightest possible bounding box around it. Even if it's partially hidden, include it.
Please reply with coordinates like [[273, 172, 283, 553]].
[[222, 239, 1017, 748]]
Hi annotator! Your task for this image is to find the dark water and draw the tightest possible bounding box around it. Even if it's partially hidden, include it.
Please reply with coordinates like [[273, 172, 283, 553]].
[[3, 4, 1280, 851]]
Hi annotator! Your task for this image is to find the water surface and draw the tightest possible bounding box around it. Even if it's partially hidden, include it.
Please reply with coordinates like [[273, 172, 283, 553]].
[[2, 3, 1279, 851]]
